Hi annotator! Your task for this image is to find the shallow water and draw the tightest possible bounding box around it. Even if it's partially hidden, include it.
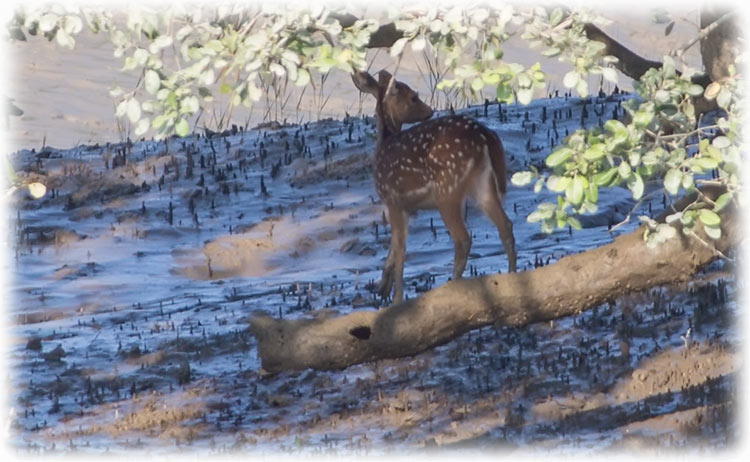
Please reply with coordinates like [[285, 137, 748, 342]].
[[7, 93, 739, 455]]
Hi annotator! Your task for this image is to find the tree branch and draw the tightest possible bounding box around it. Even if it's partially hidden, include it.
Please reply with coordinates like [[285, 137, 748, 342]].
[[581, 23, 664, 81], [330, 13, 404, 49], [250, 186, 739, 373], [334, 11, 721, 92]]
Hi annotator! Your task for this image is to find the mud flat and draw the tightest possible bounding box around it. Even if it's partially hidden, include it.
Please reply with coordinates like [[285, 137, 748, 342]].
[[7, 91, 739, 455]]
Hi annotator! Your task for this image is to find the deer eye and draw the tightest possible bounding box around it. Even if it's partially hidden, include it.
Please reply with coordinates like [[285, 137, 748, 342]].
[[411, 95, 418, 103]]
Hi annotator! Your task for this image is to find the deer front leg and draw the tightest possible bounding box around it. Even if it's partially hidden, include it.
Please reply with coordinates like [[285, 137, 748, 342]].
[[379, 206, 408, 304]]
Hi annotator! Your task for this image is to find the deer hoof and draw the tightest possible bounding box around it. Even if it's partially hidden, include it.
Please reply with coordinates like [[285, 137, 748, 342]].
[[378, 266, 394, 299]]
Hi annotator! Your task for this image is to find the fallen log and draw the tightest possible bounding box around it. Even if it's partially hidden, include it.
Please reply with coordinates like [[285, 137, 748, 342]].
[[250, 187, 739, 373]]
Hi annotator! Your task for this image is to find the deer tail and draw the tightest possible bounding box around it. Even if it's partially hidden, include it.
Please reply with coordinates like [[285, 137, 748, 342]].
[[486, 131, 507, 198]]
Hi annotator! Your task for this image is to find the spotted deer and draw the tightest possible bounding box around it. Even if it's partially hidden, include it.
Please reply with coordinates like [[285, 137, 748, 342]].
[[353, 70, 517, 304]]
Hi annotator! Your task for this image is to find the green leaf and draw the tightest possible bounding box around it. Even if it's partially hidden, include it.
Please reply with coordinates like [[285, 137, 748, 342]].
[[633, 109, 654, 129], [134, 48, 149, 66], [517, 73, 532, 88], [481, 71, 501, 86], [681, 210, 696, 227], [665, 212, 682, 224], [601, 67, 617, 83], [664, 168, 682, 195], [528, 203, 556, 223], [693, 157, 718, 171], [549, 8, 563, 25], [201, 68, 216, 86], [220, 83, 233, 94], [546, 147, 573, 167], [175, 118, 190, 137], [655, 89, 671, 103], [295, 68, 311, 87], [711, 136, 731, 149], [145, 70, 160, 95], [582, 143, 606, 161], [166, 91, 177, 109], [593, 167, 618, 186], [152, 114, 170, 129], [618, 161, 631, 180], [126, 98, 141, 123], [704, 82, 721, 100], [546, 175, 571, 192], [39, 13, 60, 33], [604, 119, 628, 145], [687, 84, 704, 96], [704, 223, 722, 240], [713, 192, 732, 213], [566, 175, 585, 206], [180, 96, 200, 115], [540, 219, 555, 234], [511, 171, 535, 186], [586, 182, 599, 203], [390, 37, 409, 57], [534, 177, 544, 194], [135, 118, 150, 136], [575, 79, 588, 97], [563, 70, 578, 89], [567, 216, 582, 230], [471, 77, 484, 92], [604, 119, 625, 134], [527, 211, 543, 223], [496, 84, 513, 103], [411, 37, 426, 52], [55, 29, 75, 49], [698, 209, 721, 227], [681, 172, 694, 191], [517, 88, 533, 105], [150, 35, 173, 53], [628, 172, 644, 200], [716, 87, 732, 109]]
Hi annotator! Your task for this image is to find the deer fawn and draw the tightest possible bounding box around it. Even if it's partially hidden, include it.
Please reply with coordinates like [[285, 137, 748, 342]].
[[353, 70, 517, 304]]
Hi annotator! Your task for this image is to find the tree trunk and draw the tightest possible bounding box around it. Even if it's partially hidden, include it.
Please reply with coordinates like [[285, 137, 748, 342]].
[[250, 187, 739, 373], [700, 8, 740, 82]]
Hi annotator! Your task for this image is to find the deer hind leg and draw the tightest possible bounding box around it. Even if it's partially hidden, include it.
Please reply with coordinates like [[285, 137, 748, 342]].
[[438, 200, 471, 281], [474, 173, 517, 273], [380, 206, 408, 304]]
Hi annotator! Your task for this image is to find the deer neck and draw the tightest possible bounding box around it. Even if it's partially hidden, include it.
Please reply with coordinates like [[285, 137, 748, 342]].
[[374, 100, 402, 151]]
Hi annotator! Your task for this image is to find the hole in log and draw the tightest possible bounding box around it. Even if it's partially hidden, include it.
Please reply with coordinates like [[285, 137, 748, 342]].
[[349, 325, 371, 340]]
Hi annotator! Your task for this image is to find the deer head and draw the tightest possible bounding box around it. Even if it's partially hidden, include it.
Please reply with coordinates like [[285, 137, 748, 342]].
[[352, 70, 433, 138]]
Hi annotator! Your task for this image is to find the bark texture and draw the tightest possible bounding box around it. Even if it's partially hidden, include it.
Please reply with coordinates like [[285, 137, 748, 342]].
[[699, 8, 740, 82], [250, 187, 739, 373]]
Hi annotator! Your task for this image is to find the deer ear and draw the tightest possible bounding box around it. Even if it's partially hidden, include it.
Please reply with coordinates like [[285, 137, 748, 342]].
[[377, 70, 393, 88], [378, 70, 399, 98], [351, 71, 378, 96]]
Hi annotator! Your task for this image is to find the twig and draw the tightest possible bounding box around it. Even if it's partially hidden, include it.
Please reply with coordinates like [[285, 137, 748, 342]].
[[687, 229, 735, 262], [385, 53, 404, 96], [609, 188, 664, 233], [670, 12, 735, 58]]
